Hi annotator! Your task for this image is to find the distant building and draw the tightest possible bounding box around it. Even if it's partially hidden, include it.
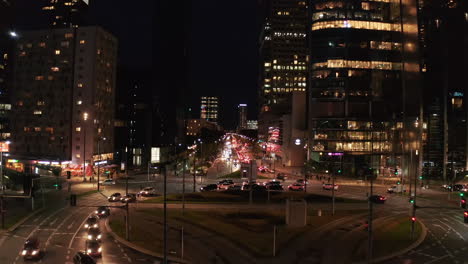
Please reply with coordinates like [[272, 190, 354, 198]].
[[247, 120, 258, 130], [186, 119, 218, 137], [200, 96, 218, 124], [11, 26, 117, 168], [238, 104, 248, 130], [42, 0, 89, 28]]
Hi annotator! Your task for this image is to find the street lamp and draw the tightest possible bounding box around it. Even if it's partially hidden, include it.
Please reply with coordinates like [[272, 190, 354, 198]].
[[8, 31, 18, 38], [97, 137, 106, 191], [82, 112, 88, 182]]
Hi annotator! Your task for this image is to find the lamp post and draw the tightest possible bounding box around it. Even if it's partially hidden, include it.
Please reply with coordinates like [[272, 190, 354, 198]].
[[0, 141, 10, 229], [82, 112, 88, 182], [97, 137, 106, 192]]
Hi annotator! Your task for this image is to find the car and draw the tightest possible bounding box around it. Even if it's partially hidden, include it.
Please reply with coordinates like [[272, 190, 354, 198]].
[[464, 211, 468, 223], [108, 192, 122, 202], [200, 184, 218, 192], [121, 194, 137, 203], [85, 240, 102, 258], [369, 195, 387, 204], [217, 179, 234, 185], [264, 180, 281, 186], [217, 180, 234, 190], [288, 183, 304, 191], [322, 183, 339, 190], [387, 185, 406, 193], [296, 179, 308, 185], [276, 173, 287, 181], [453, 184, 465, 192], [84, 216, 99, 229], [22, 238, 42, 260], [242, 180, 257, 186], [227, 185, 241, 191], [138, 187, 157, 197], [73, 251, 96, 264], [242, 183, 267, 192], [95, 206, 110, 218], [268, 184, 283, 191], [100, 179, 115, 185], [86, 228, 102, 241]]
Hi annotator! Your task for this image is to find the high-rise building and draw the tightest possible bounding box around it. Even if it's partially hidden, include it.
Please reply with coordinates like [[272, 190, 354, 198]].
[[238, 104, 248, 130], [11, 26, 117, 168], [418, 0, 468, 180], [308, 0, 421, 176], [0, 0, 13, 142], [200, 96, 218, 123], [258, 0, 308, 139], [42, 0, 89, 28]]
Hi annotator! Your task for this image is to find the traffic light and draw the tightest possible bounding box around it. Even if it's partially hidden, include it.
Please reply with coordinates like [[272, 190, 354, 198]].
[[461, 198, 466, 208], [66, 171, 71, 179], [397, 180, 401, 185], [394, 169, 399, 176], [409, 197, 415, 204], [411, 217, 416, 222], [461, 193, 465, 197], [337, 169, 342, 174], [419, 176, 423, 180]]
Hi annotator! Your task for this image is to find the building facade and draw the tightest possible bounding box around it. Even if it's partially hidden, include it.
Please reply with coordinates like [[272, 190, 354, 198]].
[[238, 104, 248, 130], [42, 0, 89, 28], [308, 0, 421, 177], [186, 119, 218, 137], [11, 26, 117, 168], [258, 0, 308, 139], [0, 0, 13, 142], [200, 96, 218, 124]]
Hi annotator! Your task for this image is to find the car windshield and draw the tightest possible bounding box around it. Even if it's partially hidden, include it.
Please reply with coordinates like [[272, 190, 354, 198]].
[[144, 187, 153, 190], [113, 193, 121, 196]]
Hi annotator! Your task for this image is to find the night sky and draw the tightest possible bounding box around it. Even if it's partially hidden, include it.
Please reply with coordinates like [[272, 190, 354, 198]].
[[13, 0, 260, 130], [189, 1, 260, 129]]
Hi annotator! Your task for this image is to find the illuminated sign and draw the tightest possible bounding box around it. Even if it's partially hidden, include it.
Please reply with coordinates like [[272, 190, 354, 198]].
[[327, 152, 344, 156], [121, 162, 125, 171], [7, 159, 18, 163], [295, 139, 301, 145], [151, 147, 161, 163], [0, 142, 9, 152]]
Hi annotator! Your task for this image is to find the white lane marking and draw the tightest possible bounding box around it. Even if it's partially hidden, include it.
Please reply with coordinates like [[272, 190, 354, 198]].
[[436, 219, 466, 241], [45, 211, 77, 248], [67, 220, 75, 230], [67, 212, 93, 249], [431, 224, 447, 231], [425, 254, 450, 264], [49, 217, 58, 226]]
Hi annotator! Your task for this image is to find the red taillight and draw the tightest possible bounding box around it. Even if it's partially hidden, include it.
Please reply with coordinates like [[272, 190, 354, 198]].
[[380, 197, 384, 200]]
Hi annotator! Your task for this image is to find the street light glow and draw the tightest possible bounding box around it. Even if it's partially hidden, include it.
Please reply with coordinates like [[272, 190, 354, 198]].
[[9, 31, 18, 38]]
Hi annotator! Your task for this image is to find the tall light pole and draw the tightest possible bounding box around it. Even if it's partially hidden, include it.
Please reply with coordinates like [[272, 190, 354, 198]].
[[82, 112, 88, 182], [97, 137, 106, 192]]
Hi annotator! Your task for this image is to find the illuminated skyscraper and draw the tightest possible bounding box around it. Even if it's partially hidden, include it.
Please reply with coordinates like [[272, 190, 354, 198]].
[[308, 0, 421, 177], [42, 0, 89, 28], [0, 0, 13, 141], [200, 96, 218, 124], [238, 104, 248, 130]]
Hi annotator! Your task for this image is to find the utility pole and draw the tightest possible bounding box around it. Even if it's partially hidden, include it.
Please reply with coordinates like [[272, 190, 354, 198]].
[[367, 176, 374, 264], [163, 165, 168, 264], [192, 157, 196, 192], [181, 159, 186, 260], [147, 161, 150, 182], [125, 202, 129, 241], [332, 175, 335, 215], [125, 174, 129, 195]]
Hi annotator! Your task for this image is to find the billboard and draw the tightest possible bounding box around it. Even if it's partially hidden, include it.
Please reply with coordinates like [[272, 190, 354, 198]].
[[151, 147, 161, 163], [0, 142, 9, 152]]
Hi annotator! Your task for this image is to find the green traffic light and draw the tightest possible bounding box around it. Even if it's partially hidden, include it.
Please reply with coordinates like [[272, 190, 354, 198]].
[[397, 181, 401, 185], [410, 199, 414, 203], [419, 176, 423, 180], [461, 193, 465, 197]]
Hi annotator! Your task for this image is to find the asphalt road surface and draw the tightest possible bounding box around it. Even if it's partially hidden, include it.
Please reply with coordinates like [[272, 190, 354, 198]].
[[0, 192, 159, 264]]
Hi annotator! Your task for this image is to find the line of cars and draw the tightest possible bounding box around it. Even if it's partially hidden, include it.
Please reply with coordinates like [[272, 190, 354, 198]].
[[201, 179, 312, 192]]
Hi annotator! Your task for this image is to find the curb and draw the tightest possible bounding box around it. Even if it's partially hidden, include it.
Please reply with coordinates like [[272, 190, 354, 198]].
[[354, 219, 428, 264], [104, 218, 190, 264], [0, 207, 46, 236]]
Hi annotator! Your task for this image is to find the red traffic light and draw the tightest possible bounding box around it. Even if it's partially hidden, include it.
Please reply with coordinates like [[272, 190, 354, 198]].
[[462, 200, 466, 204], [411, 217, 416, 222], [464, 212, 468, 217]]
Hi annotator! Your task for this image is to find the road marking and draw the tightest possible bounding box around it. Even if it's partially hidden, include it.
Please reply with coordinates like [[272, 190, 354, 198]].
[[431, 224, 447, 231], [49, 217, 58, 226], [436, 220, 466, 241], [425, 254, 450, 264], [67, 220, 75, 230], [68, 212, 93, 249]]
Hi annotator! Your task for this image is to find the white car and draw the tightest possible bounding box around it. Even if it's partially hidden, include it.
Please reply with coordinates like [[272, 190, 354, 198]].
[[138, 187, 156, 197], [100, 179, 115, 185]]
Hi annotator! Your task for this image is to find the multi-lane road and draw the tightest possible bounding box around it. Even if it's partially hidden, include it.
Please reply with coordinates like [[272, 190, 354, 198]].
[[0, 191, 159, 264]]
